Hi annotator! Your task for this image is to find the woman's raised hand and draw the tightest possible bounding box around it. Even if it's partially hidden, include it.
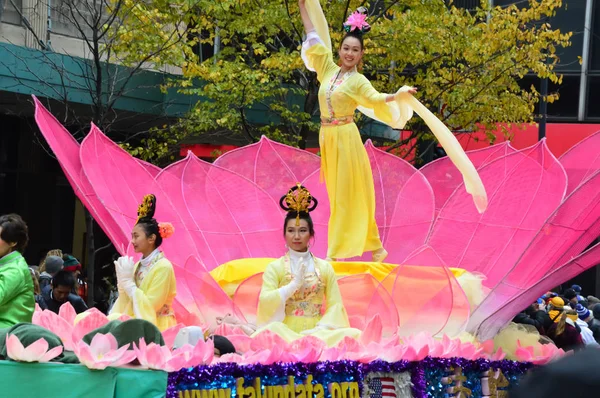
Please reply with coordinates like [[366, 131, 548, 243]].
[[298, 0, 306, 6]]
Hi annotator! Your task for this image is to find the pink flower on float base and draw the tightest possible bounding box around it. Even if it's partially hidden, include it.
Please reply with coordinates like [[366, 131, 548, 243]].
[[514, 340, 565, 365], [6, 334, 63, 363], [73, 333, 135, 370], [133, 339, 171, 370], [134, 337, 214, 372]]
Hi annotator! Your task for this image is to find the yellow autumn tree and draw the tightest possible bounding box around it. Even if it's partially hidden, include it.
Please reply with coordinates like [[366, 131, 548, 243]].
[[112, 0, 571, 162]]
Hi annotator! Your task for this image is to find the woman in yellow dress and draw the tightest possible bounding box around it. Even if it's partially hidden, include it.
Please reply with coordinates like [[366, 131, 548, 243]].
[[299, 0, 417, 262], [111, 194, 177, 331], [254, 184, 361, 346]]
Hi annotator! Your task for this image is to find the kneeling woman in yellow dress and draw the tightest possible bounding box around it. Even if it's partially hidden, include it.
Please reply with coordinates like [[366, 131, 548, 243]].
[[111, 194, 177, 331], [254, 184, 361, 346]]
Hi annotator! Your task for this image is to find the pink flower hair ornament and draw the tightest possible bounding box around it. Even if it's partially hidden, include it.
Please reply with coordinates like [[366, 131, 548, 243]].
[[343, 8, 371, 33]]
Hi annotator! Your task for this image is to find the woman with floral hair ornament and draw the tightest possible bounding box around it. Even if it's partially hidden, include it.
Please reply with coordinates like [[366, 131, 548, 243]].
[[298, 0, 487, 261], [110, 194, 177, 331], [254, 184, 361, 346]]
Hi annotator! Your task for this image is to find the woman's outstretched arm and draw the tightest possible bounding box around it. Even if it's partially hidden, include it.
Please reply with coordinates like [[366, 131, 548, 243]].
[[298, 0, 315, 34]]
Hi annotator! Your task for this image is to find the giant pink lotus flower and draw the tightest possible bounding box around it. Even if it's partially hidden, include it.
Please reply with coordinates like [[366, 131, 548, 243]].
[[33, 97, 600, 343], [6, 334, 63, 363], [73, 333, 135, 370]]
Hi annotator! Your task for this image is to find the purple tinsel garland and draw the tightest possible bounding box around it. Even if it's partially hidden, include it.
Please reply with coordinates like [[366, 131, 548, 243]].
[[167, 357, 533, 398]]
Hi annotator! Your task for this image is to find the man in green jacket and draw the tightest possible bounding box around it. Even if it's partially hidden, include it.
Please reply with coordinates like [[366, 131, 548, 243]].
[[0, 214, 35, 328]]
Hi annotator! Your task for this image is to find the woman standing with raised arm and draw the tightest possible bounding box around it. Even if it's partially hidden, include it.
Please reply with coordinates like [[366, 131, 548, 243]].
[[298, 0, 416, 262], [298, 0, 487, 262]]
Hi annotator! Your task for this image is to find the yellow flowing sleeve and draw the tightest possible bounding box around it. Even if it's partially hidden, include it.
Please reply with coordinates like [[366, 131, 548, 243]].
[[317, 260, 351, 329], [131, 260, 176, 326], [256, 260, 286, 326], [303, 41, 338, 83], [351, 75, 394, 126]]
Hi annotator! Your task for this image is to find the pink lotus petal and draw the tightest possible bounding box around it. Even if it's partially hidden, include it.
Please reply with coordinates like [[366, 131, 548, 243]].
[[72, 310, 110, 343], [89, 333, 118, 358], [319, 347, 346, 362], [191, 337, 214, 366], [249, 330, 289, 352], [33, 98, 129, 252], [110, 349, 137, 368], [490, 347, 506, 361], [559, 130, 600, 194], [365, 142, 435, 264], [6, 334, 26, 361], [20, 338, 50, 362], [101, 344, 131, 363], [240, 349, 273, 365], [40, 345, 64, 362], [480, 340, 495, 355], [58, 303, 77, 325], [335, 336, 362, 353], [422, 142, 515, 213], [164, 354, 189, 372], [32, 310, 74, 350], [224, 334, 253, 353], [360, 315, 383, 345], [216, 353, 243, 363]]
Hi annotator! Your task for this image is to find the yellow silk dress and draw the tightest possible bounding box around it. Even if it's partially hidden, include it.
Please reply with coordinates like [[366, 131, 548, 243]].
[[110, 251, 177, 331], [304, 41, 397, 259], [255, 250, 361, 346]]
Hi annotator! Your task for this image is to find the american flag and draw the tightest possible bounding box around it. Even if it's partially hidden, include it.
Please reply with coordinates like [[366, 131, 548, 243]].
[[368, 377, 396, 398]]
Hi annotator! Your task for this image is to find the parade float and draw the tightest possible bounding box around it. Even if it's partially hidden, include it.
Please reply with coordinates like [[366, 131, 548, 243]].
[[2, 96, 599, 398]]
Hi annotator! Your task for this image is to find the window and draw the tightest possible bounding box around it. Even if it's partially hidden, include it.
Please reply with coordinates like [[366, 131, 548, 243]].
[[50, 0, 99, 38], [589, 1, 600, 72], [519, 74, 580, 120], [450, 0, 480, 11], [546, 75, 580, 119], [1, 0, 23, 25], [585, 76, 600, 118]]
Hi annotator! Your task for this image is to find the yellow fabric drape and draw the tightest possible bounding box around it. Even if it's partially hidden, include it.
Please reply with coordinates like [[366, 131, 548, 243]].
[[210, 257, 467, 296]]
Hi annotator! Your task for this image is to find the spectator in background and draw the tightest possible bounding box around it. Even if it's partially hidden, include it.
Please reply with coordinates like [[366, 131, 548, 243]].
[[0, 214, 35, 327], [563, 288, 579, 307], [587, 295, 600, 307], [511, 348, 600, 398], [39, 249, 63, 274], [546, 297, 584, 351], [513, 299, 552, 335], [29, 268, 47, 310], [41, 270, 88, 314], [572, 284, 585, 302], [575, 304, 598, 346], [63, 254, 87, 301], [38, 255, 64, 290], [578, 303, 600, 343]]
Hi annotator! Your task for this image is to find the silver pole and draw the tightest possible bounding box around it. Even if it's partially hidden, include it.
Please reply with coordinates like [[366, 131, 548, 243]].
[[578, 0, 593, 121]]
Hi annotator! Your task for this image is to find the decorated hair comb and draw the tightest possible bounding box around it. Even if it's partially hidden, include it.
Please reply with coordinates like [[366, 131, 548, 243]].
[[279, 183, 318, 226], [136, 194, 175, 239]]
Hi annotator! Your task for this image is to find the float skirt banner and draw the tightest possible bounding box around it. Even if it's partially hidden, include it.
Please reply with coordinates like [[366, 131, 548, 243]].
[[168, 359, 533, 398], [0, 360, 167, 398]]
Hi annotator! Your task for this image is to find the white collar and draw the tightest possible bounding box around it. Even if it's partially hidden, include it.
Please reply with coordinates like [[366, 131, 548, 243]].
[[140, 249, 160, 267], [288, 248, 311, 262]]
